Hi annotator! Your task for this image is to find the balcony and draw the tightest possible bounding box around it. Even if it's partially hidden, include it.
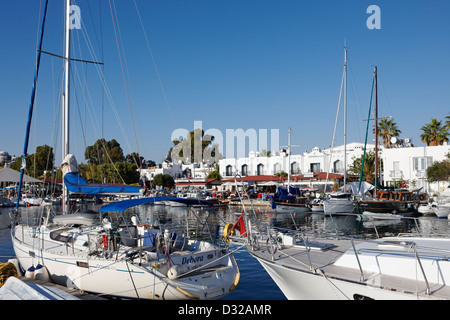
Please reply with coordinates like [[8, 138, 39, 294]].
[[389, 170, 403, 178], [415, 170, 427, 179]]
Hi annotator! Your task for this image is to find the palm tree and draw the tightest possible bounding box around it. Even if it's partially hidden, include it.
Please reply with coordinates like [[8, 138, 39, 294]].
[[420, 118, 449, 146], [445, 113, 450, 130], [348, 150, 379, 184], [373, 117, 402, 148]]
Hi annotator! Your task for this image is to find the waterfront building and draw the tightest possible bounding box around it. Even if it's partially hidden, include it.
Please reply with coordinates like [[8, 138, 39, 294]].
[[174, 178, 221, 192], [219, 142, 449, 196], [219, 142, 374, 178], [139, 161, 183, 184], [381, 143, 450, 194]]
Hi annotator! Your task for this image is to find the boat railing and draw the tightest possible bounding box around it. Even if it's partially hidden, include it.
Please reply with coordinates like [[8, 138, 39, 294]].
[[244, 214, 450, 295]]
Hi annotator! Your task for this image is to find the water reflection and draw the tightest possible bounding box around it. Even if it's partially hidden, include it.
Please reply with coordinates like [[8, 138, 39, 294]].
[[3, 203, 450, 260]]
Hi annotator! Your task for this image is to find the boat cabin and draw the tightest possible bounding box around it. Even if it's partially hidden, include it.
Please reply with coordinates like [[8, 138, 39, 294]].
[[377, 190, 413, 202]]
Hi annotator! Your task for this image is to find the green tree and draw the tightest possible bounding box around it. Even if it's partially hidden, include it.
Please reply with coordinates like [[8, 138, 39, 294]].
[[207, 170, 222, 180], [420, 118, 449, 146], [426, 155, 450, 183], [126, 152, 144, 166], [153, 173, 174, 189], [167, 129, 218, 165], [10, 145, 54, 178], [275, 171, 288, 177], [348, 150, 382, 185], [85, 138, 124, 165], [373, 118, 402, 148]]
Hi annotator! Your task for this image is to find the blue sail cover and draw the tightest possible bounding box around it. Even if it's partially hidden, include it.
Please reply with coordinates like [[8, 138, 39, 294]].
[[100, 197, 214, 213], [64, 172, 141, 195]]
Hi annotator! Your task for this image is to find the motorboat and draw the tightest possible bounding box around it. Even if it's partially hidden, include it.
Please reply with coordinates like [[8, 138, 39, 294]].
[[433, 187, 450, 219], [21, 194, 43, 206], [271, 187, 311, 214], [0, 197, 14, 207], [323, 192, 354, 215]]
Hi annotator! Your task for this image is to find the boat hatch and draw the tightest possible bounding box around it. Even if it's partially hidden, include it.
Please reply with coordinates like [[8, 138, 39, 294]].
[[294, 240, 336, 251], [377, 240, 415, 250]]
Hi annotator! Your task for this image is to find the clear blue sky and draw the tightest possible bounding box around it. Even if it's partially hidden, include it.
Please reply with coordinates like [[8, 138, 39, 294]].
[[1, 0, 449, 166]]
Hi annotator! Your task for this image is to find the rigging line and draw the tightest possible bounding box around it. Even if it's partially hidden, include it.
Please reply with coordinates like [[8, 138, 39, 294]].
[[71, 32, 126, 185], [133, 0, 176, 130], [78, 20, 132, 154], [74, 6, 145, 186], [111, 0, 145, 168], [348, 65, 363, 141], [109, 0, 142, 169], [324, 64, 345, 192], [378, 74, 394, 119], [37, 50, 104, 65]]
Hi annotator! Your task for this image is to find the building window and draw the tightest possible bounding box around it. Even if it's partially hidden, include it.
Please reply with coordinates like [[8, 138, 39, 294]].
[[241, 164, 248, 176], [226, 165, 233, 176], [310, 163, 320, 173], [273, 163, 281, 174], [257, 164, 264, 175], [291, 162, 300, 175], [333, 160, 343, 173], [413, 157, 432, 171]]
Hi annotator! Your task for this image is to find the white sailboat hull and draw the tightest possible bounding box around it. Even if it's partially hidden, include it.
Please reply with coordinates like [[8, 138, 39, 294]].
[[254, 256, 424, 300], [323, 198, 354, 215], [433, 204, 450, 218], [12, 225, 239, 300]]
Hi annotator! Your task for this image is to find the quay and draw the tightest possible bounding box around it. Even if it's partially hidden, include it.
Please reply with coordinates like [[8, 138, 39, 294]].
[[5, 276, 107, 300], [229, 199, 272, 210]]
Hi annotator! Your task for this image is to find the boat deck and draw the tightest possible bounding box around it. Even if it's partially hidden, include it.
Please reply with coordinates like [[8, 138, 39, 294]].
[[247, 237, 450, 299]]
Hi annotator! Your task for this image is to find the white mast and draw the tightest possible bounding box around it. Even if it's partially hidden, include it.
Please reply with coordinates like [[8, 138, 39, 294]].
[[62, 0, 71, 212], [343, 47, 348, 188], [287, 127, 291, 189]]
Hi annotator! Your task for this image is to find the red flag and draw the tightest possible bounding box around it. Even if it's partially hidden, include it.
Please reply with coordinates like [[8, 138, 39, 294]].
[[232, 215, 247, 237]]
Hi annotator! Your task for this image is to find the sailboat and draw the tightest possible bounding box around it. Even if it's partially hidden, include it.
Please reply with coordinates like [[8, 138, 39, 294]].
[[271, 128, 311, 215], [323, 47, 355, 216], [353, 66, 420, 218], [11, 0, 239, 300]]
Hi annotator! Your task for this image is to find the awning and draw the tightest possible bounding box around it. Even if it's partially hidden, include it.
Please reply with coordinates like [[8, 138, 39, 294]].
[[0, 167, 42, 183], [64, 172, 142, 195]]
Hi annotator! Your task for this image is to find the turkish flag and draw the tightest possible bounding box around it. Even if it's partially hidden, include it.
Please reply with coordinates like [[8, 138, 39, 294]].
[[232, 215, 247, 237]]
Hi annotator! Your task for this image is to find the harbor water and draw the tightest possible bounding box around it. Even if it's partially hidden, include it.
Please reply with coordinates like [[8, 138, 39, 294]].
[[2, 202, 450, 300]]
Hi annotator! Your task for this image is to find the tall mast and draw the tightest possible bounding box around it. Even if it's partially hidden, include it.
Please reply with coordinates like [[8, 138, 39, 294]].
[[62, 0, 71, 212], [287, 127, 291, 189], [343, 47, 348, 187], [374, 65, 378, 198]]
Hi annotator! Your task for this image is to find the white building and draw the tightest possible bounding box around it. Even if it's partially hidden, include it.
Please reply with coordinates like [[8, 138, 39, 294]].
[[382, 144, 450, 194], [139, 162, 183, 183], [219, 142, 374, 178], [219, 142, 450, 196]]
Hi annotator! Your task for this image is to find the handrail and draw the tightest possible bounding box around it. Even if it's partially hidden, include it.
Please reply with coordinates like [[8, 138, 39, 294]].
[[413, 244, 431, 295], [351, 238, 365, 281]]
